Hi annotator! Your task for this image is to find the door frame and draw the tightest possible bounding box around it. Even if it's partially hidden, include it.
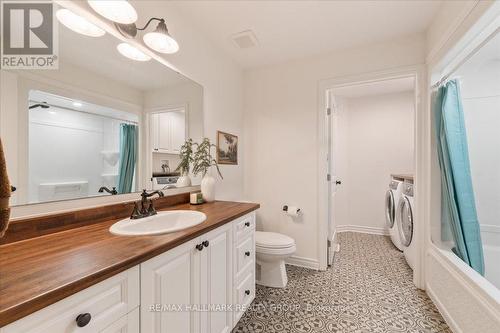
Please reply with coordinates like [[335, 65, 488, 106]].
[[317, 65, 427, 289]]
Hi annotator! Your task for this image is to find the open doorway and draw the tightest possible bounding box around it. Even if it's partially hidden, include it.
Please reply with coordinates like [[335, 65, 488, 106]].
[[322, 74, 419, 281]]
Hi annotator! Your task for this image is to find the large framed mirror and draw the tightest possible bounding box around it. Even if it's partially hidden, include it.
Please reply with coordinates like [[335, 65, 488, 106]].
[[0, 1, 203, 207]]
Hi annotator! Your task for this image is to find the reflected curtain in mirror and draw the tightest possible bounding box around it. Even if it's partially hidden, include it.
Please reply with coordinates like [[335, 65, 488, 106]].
[[117, 124, 138, 194], [432, 80, 484, 275]]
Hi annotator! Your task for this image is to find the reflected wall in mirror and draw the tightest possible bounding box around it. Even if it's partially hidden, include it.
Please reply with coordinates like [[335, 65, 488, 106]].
[[0, 2, 203, 206]]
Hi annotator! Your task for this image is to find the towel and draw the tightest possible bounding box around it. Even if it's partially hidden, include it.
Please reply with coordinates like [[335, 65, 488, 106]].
[[0, 138, 11, 238]]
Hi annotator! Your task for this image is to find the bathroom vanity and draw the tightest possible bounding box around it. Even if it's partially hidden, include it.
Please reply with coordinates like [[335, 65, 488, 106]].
[[0, 198, 259, 332]]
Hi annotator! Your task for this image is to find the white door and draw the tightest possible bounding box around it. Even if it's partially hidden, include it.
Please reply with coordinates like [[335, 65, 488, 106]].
[[200, 224, 233, 333], [141, 238, 202, 333], [327, 91, 341, 265]]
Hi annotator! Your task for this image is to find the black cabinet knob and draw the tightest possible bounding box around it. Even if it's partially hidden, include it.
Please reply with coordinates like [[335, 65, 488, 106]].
[[10, 186, 16, 192], [76, 313, 91, 327], [195, 244, 204, 251], [245, 251, 251, 257], [202, 240, 209, 248], [245, 290, 250, 296], [335, 180, 342, 185], [244, 222, 250, 227]]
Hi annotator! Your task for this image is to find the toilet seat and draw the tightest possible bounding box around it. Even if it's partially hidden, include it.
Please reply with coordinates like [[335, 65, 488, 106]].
[[255, 231, 295, 249]]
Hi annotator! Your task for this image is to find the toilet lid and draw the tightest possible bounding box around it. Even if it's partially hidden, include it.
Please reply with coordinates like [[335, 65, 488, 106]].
[[255, 231, 295, 249]]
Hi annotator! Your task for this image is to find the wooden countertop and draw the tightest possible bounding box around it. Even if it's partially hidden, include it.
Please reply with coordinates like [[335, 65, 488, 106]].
[[0, 201, 259, 327]]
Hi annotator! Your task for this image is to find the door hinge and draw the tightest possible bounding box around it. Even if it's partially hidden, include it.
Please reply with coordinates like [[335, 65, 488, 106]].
[[327, 174, 331, 181], [326, 107, 331, 116]]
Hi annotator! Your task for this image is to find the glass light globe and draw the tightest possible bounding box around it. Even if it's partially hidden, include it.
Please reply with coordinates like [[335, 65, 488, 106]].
[[143, 31, 179, 54], [56, 9, 105, 37], [87, 0, 137, 24], [117, 43, 151, 62]]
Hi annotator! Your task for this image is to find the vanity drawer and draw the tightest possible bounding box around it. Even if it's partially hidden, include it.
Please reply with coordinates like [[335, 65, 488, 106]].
[[101, 307, 139, 333], [235, 212, 255, 242], [236, 234, 255, 276], [234, 269, 255, 323], [1, 267, 140, 333]]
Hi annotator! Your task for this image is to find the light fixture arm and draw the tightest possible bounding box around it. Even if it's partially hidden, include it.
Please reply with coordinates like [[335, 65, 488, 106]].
[[137, 18, 165, 31]]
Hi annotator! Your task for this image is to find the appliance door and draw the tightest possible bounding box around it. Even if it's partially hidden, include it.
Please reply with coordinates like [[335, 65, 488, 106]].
[[398, 196, 413, 247], [385, 190, 395, 228]]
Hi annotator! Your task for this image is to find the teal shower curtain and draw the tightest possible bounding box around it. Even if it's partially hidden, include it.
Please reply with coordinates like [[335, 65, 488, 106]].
[[117, 123, 138, 194], [433, 80, 484, 275]]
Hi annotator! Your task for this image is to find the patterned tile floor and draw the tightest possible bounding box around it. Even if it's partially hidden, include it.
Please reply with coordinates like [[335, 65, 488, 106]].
[[233, 232, 451, 333]]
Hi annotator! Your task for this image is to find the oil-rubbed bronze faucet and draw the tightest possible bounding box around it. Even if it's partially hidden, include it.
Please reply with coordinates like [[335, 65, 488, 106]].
[[98, 186, 118, 195], [131, 189, 164, 219]]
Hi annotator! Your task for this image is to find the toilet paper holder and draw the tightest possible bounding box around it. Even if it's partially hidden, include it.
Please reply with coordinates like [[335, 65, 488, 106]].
[[282, 205, 300, 214]]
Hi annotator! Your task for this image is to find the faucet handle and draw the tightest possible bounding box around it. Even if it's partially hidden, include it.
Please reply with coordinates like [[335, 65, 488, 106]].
[[147, 200, 157, 216], [130, 202, 142, 219]]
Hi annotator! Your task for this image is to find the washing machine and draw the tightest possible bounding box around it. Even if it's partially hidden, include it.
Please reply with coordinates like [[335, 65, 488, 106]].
[[397, 182, 415, 269], [385, 179, 404, 251]]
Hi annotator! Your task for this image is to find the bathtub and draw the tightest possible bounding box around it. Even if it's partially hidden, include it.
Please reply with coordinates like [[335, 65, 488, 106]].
[[481, 224, 500, 289], [426, 244, 500, 333]]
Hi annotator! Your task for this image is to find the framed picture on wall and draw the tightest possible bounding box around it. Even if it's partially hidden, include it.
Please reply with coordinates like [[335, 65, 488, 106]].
[[217, 131, 238, 165]]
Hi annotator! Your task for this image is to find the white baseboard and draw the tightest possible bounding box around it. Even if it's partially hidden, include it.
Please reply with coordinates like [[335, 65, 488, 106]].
[[286, 255, 320, 270], [335, 225, 389, 236]]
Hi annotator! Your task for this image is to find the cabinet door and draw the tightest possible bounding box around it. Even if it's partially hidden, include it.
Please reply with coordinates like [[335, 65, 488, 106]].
[[150, 113, 160, 152], [200, 223, 233, 333], [101, 308, 139, 333], [141, 238, 201, 333], [157, 113, 172, 152], [169, 111, 186, 154]]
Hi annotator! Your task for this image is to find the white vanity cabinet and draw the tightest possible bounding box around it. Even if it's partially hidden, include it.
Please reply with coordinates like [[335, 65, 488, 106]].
[[140, 222, 236, 333], [233, 213, 256, 323], [1, 212, 256, 333], [151, 110, 186, 154]]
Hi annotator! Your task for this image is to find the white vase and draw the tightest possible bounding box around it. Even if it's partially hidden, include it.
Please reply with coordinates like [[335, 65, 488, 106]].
[[201, 174, 216, 202], [176, 175, 192, 188]]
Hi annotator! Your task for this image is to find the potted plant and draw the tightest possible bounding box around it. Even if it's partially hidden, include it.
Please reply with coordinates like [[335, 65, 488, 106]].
[[175, 139, 194, 187], [192, 138, 223, 202]]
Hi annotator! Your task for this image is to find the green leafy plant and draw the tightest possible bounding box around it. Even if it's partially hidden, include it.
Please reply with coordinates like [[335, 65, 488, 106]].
[[192, 138, 223, 179], [175, 138, 194, 176]]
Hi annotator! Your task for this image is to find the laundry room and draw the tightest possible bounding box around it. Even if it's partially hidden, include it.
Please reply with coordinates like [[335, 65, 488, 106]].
[[327, 76, 416, 266]]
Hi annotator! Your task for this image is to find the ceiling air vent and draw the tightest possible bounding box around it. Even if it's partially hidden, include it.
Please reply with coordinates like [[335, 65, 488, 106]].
[[231, 30, 259, 49]]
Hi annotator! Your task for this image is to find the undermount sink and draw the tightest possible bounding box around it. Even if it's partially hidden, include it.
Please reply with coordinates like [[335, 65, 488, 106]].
[[109, 210, 207, 236]]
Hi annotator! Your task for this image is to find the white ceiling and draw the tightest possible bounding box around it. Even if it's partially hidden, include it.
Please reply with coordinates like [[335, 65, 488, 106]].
[[333, 77, 415, 98], [170, 0, 443, 69]]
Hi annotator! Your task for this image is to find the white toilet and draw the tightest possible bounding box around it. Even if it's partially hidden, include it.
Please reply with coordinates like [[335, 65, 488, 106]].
[[255, 231, 296, 288]]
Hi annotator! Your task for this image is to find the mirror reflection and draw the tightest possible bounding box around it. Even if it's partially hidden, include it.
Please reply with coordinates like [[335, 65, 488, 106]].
[[0, 3, 203, 206]]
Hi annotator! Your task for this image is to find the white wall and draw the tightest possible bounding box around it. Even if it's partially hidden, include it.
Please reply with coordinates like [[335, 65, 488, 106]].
[[334, 92, 414, 231], [243, 34, 425, 266]]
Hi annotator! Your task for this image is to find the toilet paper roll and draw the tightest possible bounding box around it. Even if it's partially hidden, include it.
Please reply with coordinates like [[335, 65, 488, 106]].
[[285, 206, 300, 217]]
